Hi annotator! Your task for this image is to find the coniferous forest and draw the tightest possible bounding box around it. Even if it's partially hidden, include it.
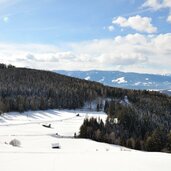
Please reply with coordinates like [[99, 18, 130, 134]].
[[79, 94, 171, 152], [0, 63, 107, 113], [1, 63, 171, 152]]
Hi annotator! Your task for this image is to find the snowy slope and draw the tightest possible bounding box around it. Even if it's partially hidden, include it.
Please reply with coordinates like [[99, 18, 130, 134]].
[[54, 70, 171, 90], [0, 110, 171, 171]]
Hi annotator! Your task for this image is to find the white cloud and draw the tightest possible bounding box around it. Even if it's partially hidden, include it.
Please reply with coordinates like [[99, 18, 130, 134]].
[[108, 25, 115, 32], [142, 0, 171, 22], [0, 33, 171, 74], [167, 14, 171, 22], [2, 16, 9, 23], [142, 0, 163, 10], [142, 0, 171, 10], [112, 15, 157, 33], [164, 0, 171, 8]]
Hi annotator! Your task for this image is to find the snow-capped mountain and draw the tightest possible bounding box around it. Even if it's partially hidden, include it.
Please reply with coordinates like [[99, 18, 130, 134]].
[[54, 70, 171, 91]]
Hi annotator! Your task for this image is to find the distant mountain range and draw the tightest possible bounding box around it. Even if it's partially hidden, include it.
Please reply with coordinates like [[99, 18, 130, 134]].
[[54, 70, 171, 92]]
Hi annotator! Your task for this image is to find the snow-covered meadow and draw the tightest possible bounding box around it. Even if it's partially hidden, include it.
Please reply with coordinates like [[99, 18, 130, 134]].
[[0, 109, 171, 171]]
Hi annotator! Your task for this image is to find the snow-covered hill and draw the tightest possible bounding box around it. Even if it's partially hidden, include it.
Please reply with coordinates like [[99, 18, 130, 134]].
[[0, 110, 171, 171], [54, 70, 171, 91]]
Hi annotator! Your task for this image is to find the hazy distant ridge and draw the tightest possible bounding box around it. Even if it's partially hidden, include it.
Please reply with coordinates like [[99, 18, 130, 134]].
[[54, 70, 171, 90]]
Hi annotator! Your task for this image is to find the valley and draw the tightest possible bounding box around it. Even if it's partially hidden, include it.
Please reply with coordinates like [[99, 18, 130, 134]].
[[0, 110, 171, 171]]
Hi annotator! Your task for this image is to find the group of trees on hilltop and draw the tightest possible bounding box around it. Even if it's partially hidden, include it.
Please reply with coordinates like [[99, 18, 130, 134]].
[[79, 96, 171, 152], [0, 63, 15, 69]]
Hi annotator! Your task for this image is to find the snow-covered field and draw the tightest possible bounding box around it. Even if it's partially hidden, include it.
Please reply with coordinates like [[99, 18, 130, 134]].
[[0, 109, 171, 171]]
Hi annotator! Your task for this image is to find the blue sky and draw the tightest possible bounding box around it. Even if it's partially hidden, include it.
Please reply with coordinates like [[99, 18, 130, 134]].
[[0, 0, 171, 74]]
